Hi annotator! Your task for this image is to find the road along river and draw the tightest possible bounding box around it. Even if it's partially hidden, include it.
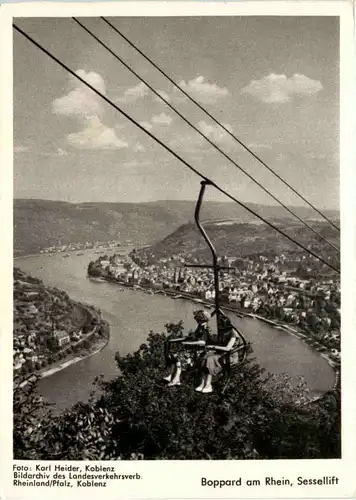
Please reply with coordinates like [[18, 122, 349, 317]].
[[16, 249, 335, 413]]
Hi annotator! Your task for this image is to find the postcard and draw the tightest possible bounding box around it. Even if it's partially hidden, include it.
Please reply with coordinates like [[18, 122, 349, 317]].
[[0, 1, 355, 498]]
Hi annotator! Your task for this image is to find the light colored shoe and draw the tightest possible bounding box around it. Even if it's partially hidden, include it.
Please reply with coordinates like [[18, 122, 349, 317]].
[[162, 375, 172, 382], [202, 386, 213, 393], [195, 384, 204, 392], [168, 380, 181, 387]]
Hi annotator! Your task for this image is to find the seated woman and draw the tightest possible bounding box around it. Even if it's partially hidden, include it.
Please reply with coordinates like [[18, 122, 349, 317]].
[[163, 309, 212, 387], [196, 314, 242, 394]]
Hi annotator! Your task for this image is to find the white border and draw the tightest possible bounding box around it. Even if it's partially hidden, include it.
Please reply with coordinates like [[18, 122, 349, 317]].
[[0, 0, 353, 17], [1, 2, 355, 499]]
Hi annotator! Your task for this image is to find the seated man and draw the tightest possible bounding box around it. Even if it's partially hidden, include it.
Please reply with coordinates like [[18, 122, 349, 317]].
[[163, 309, 212, 387]]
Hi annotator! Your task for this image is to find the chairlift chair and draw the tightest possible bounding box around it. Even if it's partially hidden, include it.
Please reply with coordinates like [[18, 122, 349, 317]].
[[164, 180, 249, 393]]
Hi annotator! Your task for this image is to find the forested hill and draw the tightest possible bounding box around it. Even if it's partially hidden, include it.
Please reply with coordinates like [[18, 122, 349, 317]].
[[14, 198, 339, 256], [138, 219, 340, 263]]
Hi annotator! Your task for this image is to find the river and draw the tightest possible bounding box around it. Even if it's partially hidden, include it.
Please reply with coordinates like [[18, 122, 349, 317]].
[[15, 249, 335, 413]]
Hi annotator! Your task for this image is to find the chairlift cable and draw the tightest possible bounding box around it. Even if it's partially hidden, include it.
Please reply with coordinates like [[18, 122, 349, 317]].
[[13, 24, 340, 274], [101, 16, 340, 234], [73, 18, 339, 254]]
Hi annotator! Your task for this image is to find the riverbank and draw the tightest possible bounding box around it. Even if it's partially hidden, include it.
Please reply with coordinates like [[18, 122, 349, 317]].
[[15, 253, 335, 410], [99, 275, 340, 376], [14, 243, 132, 261], [17, 329, 110, 390], [14, 267, 111, 385], [14, 253, 42, 260], [251, 314, 340, 379], [39, 332, 109, 379]]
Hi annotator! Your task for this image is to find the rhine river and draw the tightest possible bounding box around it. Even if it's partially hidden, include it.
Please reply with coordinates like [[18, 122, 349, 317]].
[[16, 249, 335, 413]]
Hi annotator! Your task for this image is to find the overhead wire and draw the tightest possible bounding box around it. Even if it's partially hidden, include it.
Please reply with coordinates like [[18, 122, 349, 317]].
[[76, 18, 341, 254], [101, 16, 340, 234], [13, 23, 340, 274], [72, 18, 339, 254]]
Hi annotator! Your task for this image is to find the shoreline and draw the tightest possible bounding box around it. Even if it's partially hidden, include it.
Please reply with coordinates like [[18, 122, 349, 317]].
[[14, 244, 134, 261], [14, 252, 339, 391], [39, 334, 109, 379], [100, 275, 340, 380], [14, 253, 42, 260], [18, 334, 109, 389], [14, 274, 111, 384]]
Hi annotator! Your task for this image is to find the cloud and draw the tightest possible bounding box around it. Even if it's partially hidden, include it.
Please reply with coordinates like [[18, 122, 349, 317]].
[[139, 114, 172, 132], [167, 120, 233, 153], [56, 148, 68, 157], [275, 152, 286, 161], [304, 152, 327, 160], [241, 73, 323, 103], [133, 143, 145, 153], [52, 70, 106, 118], [14, 144, 30, 153], [67, 116, 128, 150], [116, 82, 148, 103], [154, 90, 171, 103], [178, 76, 229, 104], [169, 133, 203, 153], [151, 113, 173, 126], [139, 121, 153, 131], [42, 148, 69, 157], [248, 143, 273, 150], [53, 70, 129, 151], [198, 120, 233, 143]]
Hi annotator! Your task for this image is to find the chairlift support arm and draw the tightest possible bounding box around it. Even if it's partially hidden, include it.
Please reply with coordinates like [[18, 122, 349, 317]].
[[184, 181, 247, 353], [185, 180, 236, 334], [195, 182, 220, 325], [169, 181, 249, 392]]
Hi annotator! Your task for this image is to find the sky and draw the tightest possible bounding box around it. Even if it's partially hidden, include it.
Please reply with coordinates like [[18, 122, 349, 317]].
[[13, 16, 339, 209]]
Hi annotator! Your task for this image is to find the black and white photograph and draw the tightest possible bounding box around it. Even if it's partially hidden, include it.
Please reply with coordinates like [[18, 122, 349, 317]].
[[1, 2, 355, 496]]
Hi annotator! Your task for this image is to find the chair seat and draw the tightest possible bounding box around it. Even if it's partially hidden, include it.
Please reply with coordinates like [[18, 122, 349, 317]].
[[164, 338, 249, 394]]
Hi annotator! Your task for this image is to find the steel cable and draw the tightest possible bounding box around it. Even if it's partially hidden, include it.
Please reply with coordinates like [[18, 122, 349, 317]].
[[13, 23, 340, 274]]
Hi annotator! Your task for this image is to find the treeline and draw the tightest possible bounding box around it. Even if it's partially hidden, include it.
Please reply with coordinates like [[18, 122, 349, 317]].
[[138, 221, 339, 272], [14, 198, 339, 257]]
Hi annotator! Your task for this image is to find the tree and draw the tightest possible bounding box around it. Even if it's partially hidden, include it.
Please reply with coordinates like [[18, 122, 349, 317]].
[[83, 340, 91, 350], [82, 324, 92, 334], [98, 320, 110, 337], [13, 374, 53, 459], [46, 336, 59, 352], [306, 312, 319, 332], [13, 324, 341, 461], [87, 263, 104, 278]]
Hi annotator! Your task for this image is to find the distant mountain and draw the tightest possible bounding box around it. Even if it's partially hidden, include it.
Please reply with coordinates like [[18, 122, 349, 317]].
[[14, 198, 339, 256], [137, 219, 340, 265]]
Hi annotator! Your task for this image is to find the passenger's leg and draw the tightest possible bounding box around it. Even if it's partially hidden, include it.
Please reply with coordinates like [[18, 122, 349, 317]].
[[163, 363, 174, 382], [202, 374, 213, 393], [195, 374, 206, 392], [168, 361, 182, 386]]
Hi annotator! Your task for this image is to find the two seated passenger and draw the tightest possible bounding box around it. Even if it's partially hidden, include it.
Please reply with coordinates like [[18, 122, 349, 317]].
[[196, 314, 241, 393], [164, 310, 242, 393]]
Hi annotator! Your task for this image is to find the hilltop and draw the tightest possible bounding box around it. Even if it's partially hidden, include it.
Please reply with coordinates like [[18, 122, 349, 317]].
[[136, 219, 340, 270], [14, 198, 339, 256]]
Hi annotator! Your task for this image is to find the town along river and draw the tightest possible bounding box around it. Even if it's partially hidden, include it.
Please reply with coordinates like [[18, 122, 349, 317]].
[[16, 250, 335, 414]]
